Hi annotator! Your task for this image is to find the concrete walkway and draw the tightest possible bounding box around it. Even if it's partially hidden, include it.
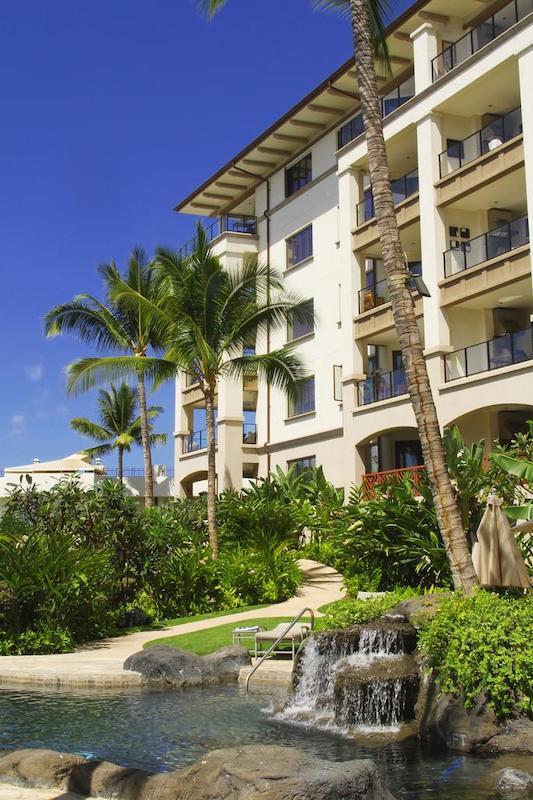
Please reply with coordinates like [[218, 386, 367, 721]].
[[0, 786, 90, 800], [0, 560, 344, 688]]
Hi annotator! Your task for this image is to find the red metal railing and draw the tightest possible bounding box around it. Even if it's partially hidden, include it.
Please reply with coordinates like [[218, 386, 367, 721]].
[[362, 465, 427, 498]]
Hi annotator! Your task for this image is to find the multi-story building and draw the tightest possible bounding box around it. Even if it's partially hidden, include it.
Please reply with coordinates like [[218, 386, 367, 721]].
[[173, 0, 533, 498]]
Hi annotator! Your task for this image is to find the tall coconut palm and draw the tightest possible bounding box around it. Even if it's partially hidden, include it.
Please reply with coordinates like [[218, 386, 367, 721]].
[[200, 0, 478, 589], [110, 226, 310, 558], [70, 383, 167, 483], [45, 249, 176, 506]]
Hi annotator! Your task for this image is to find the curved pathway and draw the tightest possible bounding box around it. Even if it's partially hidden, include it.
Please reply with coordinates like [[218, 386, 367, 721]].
[[0, 560, 344, 688]]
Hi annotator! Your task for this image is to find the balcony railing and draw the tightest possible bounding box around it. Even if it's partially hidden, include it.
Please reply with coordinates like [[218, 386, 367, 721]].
[[444, 216, 529, 277], [179, 214, 257, 258], [358, 262, 422, 314], [432, 0, 533, 82], [444, 327, 533, 381], [362, 465, 426, 497], [183, 428, 216, 453], [439, 107, 522, 177], [104, 467, 175, 478], [358, 366, 409, 406], [243, 423, 257, 444], [356, 169, 419, 226], [338, 74, 415, 150]]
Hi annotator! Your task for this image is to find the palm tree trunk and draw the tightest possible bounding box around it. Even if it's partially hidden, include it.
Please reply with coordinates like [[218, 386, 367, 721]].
[[117, 445, 124, 484], [351, 0, 478, 591], [136, 368, 155, 507], [204, 390, 219, 559]]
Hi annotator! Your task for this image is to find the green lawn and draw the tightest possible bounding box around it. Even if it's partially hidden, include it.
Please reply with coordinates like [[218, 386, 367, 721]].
[[125, 604, 269, 634], [144, 616, 310, 656]]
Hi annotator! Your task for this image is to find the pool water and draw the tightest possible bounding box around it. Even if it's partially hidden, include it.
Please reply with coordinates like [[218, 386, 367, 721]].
[[0, 685, 502, 799]]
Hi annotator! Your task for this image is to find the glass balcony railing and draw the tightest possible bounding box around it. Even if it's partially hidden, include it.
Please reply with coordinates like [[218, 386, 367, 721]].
[[358, 263, 422, 314], [444, 327, 533, 381], [183, 428, 219, 453], [356, 169, 419, 226], [179, 214, 257, 258], [432, 0, 533, 82], [337, 74, 415, 150], [443, 216, 529, 277], [439, 107, 522, 177], [358, 366, 409, 406], [243, 423, 257, 444]]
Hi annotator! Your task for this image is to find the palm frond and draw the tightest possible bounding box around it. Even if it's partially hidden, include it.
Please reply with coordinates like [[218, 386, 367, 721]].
[[224, 348, 306, 401], [65, 356, 177, 395], [70, 418, 111, 441]]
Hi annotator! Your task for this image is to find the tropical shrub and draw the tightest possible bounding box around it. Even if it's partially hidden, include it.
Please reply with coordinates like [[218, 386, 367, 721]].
[[418, 590, 533, 720], [216, 546, 301, 607], [316, 588, 420, 631]]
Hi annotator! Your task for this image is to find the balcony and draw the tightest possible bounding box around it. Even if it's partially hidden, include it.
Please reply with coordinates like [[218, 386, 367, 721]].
[[356, 169, 419, 226], [358, 366, 408, 406], [358, 263, 422, 314], [444, 327, 533, 381], [179, 214, 257, 258], [439, 107, 522, 178], [337, 74, 415, 150], [432, 0, 533, 82], [183, 429, 210, 453], [362, 465, 426, 497], [443, 216, 529, 277]]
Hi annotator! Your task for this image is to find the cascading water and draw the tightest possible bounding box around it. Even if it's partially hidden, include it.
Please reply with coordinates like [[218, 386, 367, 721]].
[[276, 620, 419, 735]]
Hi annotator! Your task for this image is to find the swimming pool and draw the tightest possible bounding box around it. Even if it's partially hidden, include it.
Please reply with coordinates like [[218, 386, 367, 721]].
[[0, 684, 504, 799]]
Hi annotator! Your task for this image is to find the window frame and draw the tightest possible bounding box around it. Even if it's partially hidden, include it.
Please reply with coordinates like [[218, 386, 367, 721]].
[[287, 299, 314, 343], [285, 153, 312, 197], [287, 376, 316, 418], [286, 224, 313, 269], [287, 455, 316, 477]]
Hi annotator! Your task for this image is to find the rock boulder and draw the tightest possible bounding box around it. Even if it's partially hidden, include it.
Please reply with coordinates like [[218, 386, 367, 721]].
[[123, 644, 250, 687]]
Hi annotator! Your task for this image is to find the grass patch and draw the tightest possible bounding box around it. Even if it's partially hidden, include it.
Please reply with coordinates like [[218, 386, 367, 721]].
[[144, 616, 310, 656], [124, 604, 269, 634]]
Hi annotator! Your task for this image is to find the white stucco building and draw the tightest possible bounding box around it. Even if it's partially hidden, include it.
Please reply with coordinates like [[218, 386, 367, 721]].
[[173, 0, 533, 498]]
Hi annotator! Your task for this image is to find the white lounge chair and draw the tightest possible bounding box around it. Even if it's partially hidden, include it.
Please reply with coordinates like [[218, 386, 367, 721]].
[[254, 622, 310, 659]]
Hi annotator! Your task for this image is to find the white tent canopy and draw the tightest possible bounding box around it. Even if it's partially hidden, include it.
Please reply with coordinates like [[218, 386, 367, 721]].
[[4, 452, 105, 475]]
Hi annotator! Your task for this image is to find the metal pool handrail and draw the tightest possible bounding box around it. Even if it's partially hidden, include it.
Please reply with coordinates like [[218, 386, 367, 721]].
[[244, 607, 315, 694]]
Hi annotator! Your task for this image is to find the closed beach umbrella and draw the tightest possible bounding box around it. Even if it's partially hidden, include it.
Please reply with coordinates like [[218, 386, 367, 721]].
[[472, 495, 531, 588]]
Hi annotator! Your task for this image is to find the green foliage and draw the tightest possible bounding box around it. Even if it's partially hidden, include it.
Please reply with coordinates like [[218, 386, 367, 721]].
[[0, 624, 74, 656], [418, 590, 533, 720], [216, 547, 301, 607], [316, 588, 420, 631]]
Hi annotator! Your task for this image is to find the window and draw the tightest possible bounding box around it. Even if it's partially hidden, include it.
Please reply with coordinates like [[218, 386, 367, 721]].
[[288, 376, 315, 418], [285, 154, 312, 197], [288, 299, 314, 342], [286, 225, 313, 267], [333, 365, 343, 402], [287, 455, 316, 477]]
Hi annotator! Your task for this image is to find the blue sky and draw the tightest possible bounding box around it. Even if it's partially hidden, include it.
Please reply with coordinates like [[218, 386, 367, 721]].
[[0, 0, 409, 471]]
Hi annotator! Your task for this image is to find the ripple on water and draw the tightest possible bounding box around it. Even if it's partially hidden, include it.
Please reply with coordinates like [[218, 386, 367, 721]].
[[0, 685, 501, 800]]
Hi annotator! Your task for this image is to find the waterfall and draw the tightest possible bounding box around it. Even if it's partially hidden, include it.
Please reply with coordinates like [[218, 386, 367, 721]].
[[276, 621, 419, 735]]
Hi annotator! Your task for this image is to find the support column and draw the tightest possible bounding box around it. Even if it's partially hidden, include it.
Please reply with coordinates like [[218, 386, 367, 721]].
[[518, 44, 533, 285], [216, 374, 243, 492], [416, 111, 451, 396], [174, 373, 192, 498], [410, 23, 438, 93]]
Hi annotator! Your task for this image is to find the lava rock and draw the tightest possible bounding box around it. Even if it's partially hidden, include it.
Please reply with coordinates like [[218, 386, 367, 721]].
[[384, 594, 449, 628], [0, 749, 87, 788], [494, 768, 533, 798], [0, 745, 397, 800], [479, 717, 533, 755], [123, 644, 250, 687], [418, 690, 500, 752]]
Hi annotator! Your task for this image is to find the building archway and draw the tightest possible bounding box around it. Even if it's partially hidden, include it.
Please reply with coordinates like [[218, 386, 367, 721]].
[[445, 404, 533, 452], [180, 469, 209, 499]]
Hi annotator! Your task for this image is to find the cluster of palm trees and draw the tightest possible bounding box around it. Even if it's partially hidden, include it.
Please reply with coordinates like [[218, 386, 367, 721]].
[[45, 228, 309, 557], [199, 0, 478, 590]]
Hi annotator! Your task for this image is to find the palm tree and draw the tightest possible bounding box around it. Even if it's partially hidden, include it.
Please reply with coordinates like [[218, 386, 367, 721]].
[[45, 249, 176, 506], [70, 383, 167, 482], [110, 226, 310, 558], [199, 0, 478, 590]]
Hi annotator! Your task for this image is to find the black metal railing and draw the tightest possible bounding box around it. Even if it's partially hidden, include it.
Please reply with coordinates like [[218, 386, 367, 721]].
[[179, 214, 257, 258], [356, 168, 419, 226], [358, 366, 409, 405], [358, 263, 422, 314], [444, 216, 529, 277], [439, 107, 522, 177], [183, 428, 217, 453], [243, 423, 257, 444], [445, 327, 533, 381], [432, 0, 533, 82], [337, 75, 415, 149]]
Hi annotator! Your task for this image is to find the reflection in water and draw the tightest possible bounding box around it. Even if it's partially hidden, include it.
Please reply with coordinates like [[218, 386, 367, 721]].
[[0, 685, 498, 799]]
